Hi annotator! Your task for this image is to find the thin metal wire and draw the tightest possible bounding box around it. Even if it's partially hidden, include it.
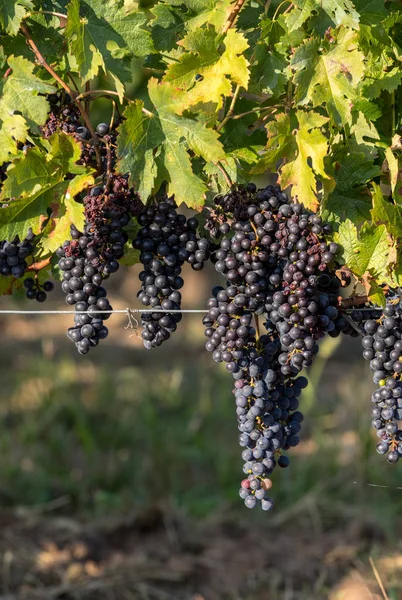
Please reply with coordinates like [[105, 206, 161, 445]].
[[0, 308, 209, 315], [353, 481, 402, 491]]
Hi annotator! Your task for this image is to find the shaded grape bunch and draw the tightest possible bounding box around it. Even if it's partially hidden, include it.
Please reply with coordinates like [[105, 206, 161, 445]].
[[203, 182, 346, 510], [58, 226, 112, 355], [134, 197, 212, 349], [59, 174, 138, 354], [0, 229, 35, 279], [134, 197, 187, 349], [41, 93, 81, 138], [24, 277, 54, 302], [362, 300, 402, 462]]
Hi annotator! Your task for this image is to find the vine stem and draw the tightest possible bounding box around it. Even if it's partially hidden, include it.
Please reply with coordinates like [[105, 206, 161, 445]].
[[222, 0, 247, 34], [26, 257, 51, 272], [217, 84, 241, 132], [254, 313, 261, 344], [339, 311, 364, 337], [339, 295, 369, 308], [26, 10, 67, 20], [217, 162, 233, 189], [75, 90, 154, 118], [392, 91, 396, 136], [272, 0, 292, 20], [20, 22, 102, 169], [20, 23, 70, 94]]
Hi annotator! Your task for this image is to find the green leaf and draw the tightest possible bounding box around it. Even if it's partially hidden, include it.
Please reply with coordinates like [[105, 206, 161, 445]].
[[117, 80, 226, 207], [251, 113, 295, 174], [350, 112, 380, 146], [0, 133, 93, 240], [385, 147, 402, 205], [66, 0, 154, 95], [334, 219, 391, 288], [163, 26, 249, 112], [282, 0, 316, 33], [363, 67, 402, 99], [371, 183, 402, 241], [39, 195, 86, 255], [290, 30, 365, 126], [284, 0, 360, 31], [322, 151, 380, 225], [1, 133, 86, 199], [279, 111, 329, 211], [0, 0, 33, 35], [0, 55, 55, 133], [66, 0, 104, 84], [249, 47, 287, 97]]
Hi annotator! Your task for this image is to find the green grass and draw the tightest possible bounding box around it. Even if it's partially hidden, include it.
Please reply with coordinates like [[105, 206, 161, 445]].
[[0, 333, 401, 538]]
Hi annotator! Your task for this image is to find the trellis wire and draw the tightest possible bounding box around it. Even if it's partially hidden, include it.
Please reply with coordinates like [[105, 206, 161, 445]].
[[0, 308, 209, 315]]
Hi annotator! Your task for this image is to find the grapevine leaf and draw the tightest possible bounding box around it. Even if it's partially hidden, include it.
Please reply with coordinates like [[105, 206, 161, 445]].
[[66, 0, 104, 84], [362, 67, 402, 99], [319, 0, 360, 28], [322, 189, 373, 226], [0, 113, 28, 164], [284, 0, 360, 30], [354, 0, 387, 25], [163, 26, 249, 112], [0, 55, 55, 132], [282, 0, 316, 33], [39, 195, 86, 255], [371, 183, 402, 241], [0, 133, 93, 240], [1, 133, 86, 199], [0, 187, 54, 240], [150, 4, 187, 51], [116, 101, 164, 201], [117, 81, 225, 206], [251, 113, 295, 174], [66, 0, 154, 95], [290, 30, 365, 126], [385, 147, 402, 205], [279, 111, 329, 211], [351, 112, 380, 146], [334, 220, 391, 290], [249, 47, 287, 97], [322, 152, 380, 225], [0, 0, 33, 35]]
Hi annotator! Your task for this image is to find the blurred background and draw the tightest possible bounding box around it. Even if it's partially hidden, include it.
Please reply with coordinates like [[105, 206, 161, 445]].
[[0, 260, 401, 600]]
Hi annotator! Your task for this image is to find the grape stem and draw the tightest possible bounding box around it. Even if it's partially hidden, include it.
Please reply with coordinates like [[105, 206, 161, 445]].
[[339, 311, 364, 337], [20, 23, 102, 169], [75, 90, 154, 118], [222, 0, 247, 33], [27, 257, 51, 272], [254, 313, 260, 344], [217, 84, 241, 132], [339, 295, 369, 308], [217, 162, 233, 189]]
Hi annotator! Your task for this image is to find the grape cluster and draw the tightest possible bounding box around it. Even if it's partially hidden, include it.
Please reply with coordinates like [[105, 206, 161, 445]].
[[362, 301, 402, 462], [134, 196, 212, 349], [23, 277, 54, 302], [0, 230, 35, 279], [59, 174, 139, 354], [203, 182, 346, 509]]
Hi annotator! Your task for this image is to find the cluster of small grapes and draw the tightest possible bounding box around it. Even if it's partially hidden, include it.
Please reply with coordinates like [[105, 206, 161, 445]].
[[41, 93, 81, 138], [362, 301, 402, 462], [58, 174, 139, 354], [134, 196, 213, 349], [23, 277, 54, 302], [41, 93, 113, 167], [203, 182, 348, 509], [0, 230, 35, 279], [0, 230, 55, 302]]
